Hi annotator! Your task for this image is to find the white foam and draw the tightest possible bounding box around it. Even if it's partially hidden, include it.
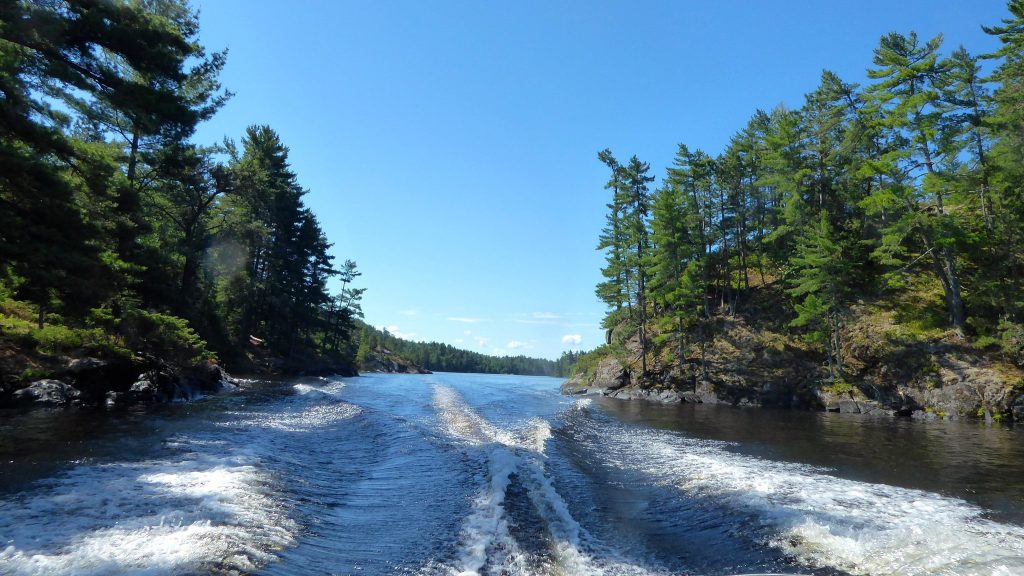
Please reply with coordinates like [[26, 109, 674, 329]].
[[0, 441, 296, 575], [292, 380, 346, 397], [432, 385, 518, 447], [434, 385, 662, 576], [590, 423, 1024, 576], [220, 403, 360, 433], [451, 447, 526, 576]]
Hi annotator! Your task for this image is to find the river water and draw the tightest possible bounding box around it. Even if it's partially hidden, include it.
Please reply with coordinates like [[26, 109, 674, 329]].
[[1, 372, 1024, 575]]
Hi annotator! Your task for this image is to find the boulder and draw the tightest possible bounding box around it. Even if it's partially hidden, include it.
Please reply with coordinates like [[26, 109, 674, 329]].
[[128, 377, 158, 402], [186, 362, 226, 392], [105, 391, 127, 408], [657, 390, 681, 404], [1012, 396, 1024, 422], [12, 380, 81, 406], [838, 399, 861, 414], [66, 357, 107, 374], [65, 356, 145, 399], [681, 391, 702, 403]]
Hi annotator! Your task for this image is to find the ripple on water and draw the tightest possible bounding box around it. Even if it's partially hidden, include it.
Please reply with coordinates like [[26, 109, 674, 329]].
[[565, 411, 1024, 576], [0, 437, 296, 575]]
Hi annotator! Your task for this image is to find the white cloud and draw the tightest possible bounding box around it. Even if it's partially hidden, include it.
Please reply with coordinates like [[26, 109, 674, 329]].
[[531, 312, 561, 319], [561, 334, 582, 345], [507, 340, 528, 350], [398, 309, 417, 316], [454, 338, 464, 344], [474, 336, 490, 348], [463, 330, 472, 335], [447, 317, 482, 324], [385, 325, 416, 340]]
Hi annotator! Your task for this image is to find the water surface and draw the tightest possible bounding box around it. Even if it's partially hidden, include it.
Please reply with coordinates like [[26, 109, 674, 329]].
[[1, 373, 1022, 575]]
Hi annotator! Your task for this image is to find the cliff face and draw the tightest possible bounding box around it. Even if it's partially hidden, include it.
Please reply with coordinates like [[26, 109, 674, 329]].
[[564, 300, 1024, 423]]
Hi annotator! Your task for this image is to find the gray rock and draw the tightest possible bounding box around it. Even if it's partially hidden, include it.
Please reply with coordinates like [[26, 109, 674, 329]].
[[66, 357, 107, 373], [911, 410, 939, 421], [1012, 396, 1024, 422], [128, 378, 157, 402], [129, 378, 156, 394], [12, 380, 81, 406], [838, 399, 862, 414], [658, 390, 681, 404], [105, 391, 126, 408]]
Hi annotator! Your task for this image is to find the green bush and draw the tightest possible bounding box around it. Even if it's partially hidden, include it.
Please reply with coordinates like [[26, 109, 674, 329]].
[[31, 324, 83, 354], [823, 380, 855, 395], [29, 324, 129, 358], [998, 318, 1024, 367], [0, 299, 36, 322], [120, 309, 213, 366]]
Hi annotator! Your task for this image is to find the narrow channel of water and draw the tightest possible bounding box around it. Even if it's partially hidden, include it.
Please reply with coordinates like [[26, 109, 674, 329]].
[[1, 372, 1022, 575]]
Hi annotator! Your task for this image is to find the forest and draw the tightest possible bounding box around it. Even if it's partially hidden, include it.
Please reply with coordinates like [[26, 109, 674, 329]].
[[0, 0, 363, 384], [583, 4, 1024, 386], [356, 323, 580, 377]]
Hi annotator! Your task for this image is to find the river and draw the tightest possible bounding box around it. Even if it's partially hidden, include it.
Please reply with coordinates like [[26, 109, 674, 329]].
[[1, 372, 1023, 575]]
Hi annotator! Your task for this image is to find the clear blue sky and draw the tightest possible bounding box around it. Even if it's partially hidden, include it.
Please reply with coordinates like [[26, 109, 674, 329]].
[[192, 0, 1007, 360]]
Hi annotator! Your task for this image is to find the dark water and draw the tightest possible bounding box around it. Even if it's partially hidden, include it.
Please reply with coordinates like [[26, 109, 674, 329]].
[[1, 373, 1023, 575]]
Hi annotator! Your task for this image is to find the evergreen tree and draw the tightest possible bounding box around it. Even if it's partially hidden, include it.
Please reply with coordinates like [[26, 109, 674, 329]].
[[788, 212, 851, 380], [865, 31, 969, 336], [595, 149, 630, 327], [619, 156, 655, 374]]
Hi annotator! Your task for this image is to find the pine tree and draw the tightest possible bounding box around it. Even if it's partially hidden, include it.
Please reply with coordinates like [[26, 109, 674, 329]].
[[866, 31, 969, 336], [0, 0, 219, 326], [788, 212, 851, 380], [595, 149, 630, 327], [619, 156, 655, 375]]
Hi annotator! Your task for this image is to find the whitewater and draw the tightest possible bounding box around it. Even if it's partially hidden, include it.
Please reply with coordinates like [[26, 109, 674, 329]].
[[1, 372, 1023, 575]]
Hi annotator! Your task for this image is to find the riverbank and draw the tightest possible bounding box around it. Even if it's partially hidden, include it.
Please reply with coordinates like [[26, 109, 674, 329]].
[[0, 338, 356, 410], [563, 288, 1024, 423]]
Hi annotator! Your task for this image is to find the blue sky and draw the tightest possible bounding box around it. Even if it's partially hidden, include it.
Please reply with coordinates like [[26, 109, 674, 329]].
[[192, 0, 1007, 360]]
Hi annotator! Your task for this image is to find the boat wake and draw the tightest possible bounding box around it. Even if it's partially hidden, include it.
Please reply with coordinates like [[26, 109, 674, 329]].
[[432, 385, 665, 576], [568, 411, 1024, 576]]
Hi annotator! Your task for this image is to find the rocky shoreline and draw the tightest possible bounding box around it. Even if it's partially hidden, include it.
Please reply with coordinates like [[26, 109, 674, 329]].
[[562, 311, 1024, 424], [1, 356, 243, 410], [561, 373, 1024, 423]]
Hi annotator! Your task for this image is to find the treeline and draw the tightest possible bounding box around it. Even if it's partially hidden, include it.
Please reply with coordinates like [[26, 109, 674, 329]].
[[356, 324, 579, 377], [0, 0, 361, 374], [593, 4, 1024, 382]]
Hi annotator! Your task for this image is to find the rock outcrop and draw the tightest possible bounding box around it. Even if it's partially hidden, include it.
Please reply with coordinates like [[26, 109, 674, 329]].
[[1, 356, 241, 410], [361, 347, 431, 374], [11, 379, 82, 407], [564, 305, 1024, 422]]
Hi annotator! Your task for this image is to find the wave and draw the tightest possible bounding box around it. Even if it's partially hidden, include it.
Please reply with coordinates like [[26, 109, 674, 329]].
[[431, 385, 664, 576], [577, 416, 1024, 576], [0, 438, 296, 575]]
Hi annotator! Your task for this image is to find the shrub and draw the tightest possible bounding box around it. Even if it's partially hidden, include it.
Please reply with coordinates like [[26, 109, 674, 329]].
[[0, 299, 36, 322], [28, 324, 129, 358], [998, 318, 1024, 367], [120, 309, 212, 366], [823, 380, 855, 395], [30, 324, 83, 354]]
